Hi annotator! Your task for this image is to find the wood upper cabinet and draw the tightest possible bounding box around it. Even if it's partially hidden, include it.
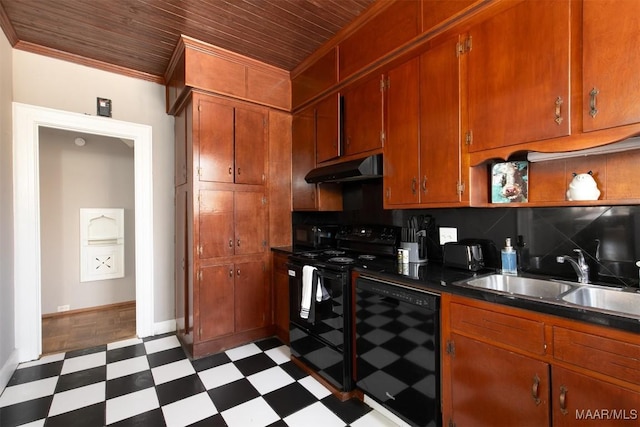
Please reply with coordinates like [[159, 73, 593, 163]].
[[448, 333, 550, 427], [198, 189, 266, 259], [315, 94, 340, 163], [196, 95, 267, 185], [342, 73, 384, 157], [582, 0, 640, 132], [384, 36, 463, 207], [466, 0, 571, 152]]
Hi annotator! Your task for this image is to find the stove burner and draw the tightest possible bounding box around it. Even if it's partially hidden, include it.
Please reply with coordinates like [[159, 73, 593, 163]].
[[328, 257, 355, 264], [324, 250, 345, 256], [358, 254, 376, 260], [299, 252, 320, 258]]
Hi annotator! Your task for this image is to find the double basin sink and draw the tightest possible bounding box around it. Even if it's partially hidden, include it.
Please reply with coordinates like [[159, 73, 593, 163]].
[[453, 273, 640, 320]]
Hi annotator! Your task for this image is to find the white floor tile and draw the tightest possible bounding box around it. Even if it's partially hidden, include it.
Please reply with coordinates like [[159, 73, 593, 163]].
[[225, 343, 261, 361], [18, 353, 65, 369], [151, 359, 195, 385], [60, 352, 106, 375], [221, 396, 280, 427], [105, 387, 159, 425], [247, 366, 294, 395], [297, 376, 331, 400], [264, 345, 290, 364], [198, 363, 244, 390], [48, 382, 105, 417], [15, 419, 45, 427], [161, 392, 217, 427], [143, 335, 180, 354], [107, 337, 143, 351], [284, 401, 345, 427], [107, 355, 150, 380], [0, 377, 58, 408], [350, 411, 402, 427]]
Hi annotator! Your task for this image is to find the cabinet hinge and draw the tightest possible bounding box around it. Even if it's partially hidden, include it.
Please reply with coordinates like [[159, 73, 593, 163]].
[[456, 36, 472, 57], [198, 326, 202, 337], [446, 339, 455, 357], [197, 270, 203, 281], [263, 117, 267, 128], [465, 130, 473, 145], [380, 130, 386, 145], [262, 196, 267, 205], [197, 104, 202, 112], [262, 240, 267, 248], [380, 77, 390, 92], [197, 167, 202, 177], [262, 173, 266, 183], [457, 181, 465, 196], [198, 245, 203, 256], [448, 419, 456, 427]]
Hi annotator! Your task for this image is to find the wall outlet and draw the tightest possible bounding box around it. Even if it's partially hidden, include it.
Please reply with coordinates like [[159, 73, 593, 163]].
[[439, 227, 458, 245], [57, 305, 70, 312]]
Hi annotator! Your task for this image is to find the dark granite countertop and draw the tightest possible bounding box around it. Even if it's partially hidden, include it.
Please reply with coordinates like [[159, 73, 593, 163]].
[[271, 246, 295, 255]]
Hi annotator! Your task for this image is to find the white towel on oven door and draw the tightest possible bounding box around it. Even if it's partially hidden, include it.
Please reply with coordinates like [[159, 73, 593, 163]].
[[300, 265, 316, 319]]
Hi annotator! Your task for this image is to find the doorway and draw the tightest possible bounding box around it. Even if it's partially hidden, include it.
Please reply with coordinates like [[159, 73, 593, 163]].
[[13, 103, 154, 362]]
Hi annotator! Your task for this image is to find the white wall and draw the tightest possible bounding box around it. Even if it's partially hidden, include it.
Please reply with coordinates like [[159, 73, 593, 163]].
[[12, 51, 175, 323], [0, 31, 16, 391], [39, 128, 136, 314]]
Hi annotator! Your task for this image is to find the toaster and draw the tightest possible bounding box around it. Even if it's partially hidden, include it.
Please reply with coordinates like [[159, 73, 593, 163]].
[[443, 242, 485, 271]]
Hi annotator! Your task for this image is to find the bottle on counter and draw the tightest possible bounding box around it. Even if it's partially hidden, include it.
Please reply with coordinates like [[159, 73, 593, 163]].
[[501, 238, 518, 275]]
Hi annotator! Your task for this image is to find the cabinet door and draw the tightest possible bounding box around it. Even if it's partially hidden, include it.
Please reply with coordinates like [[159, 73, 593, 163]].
[[199, 190, 234, 258], [384, 58, 420, 206], [449, 333, 550, 427], [342, 73, 383, 156], [583, 0, 640, 132], [552, 366, 640, 427], [467, 0, 570, 152], [235, 106, 266, 184], [174, 103, 189, 186], [198, 263, 235, 341], [198, 98, 235, 182], [291, 107, 317, 210], [272, 253, 289, 343], [234, 190, 266, 255], [420, 36, 462, 203], [316, 94, 340, 163], [235, 260, 267, 332]]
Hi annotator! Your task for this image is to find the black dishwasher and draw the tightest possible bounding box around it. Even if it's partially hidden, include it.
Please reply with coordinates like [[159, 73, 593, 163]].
[[355, 275, 441, 427]]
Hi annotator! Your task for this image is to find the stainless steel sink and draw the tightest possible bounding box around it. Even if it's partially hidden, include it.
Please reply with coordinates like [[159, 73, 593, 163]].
[[458, 274, 575, 299], [562, 286, 640, 319]]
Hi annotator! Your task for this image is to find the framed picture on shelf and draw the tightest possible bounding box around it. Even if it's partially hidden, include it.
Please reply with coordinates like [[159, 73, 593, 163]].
[[491, 161, 528, 203]]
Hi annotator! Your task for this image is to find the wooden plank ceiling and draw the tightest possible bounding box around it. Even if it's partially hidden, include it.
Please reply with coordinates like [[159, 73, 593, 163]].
[[0, 0, 375, 82]]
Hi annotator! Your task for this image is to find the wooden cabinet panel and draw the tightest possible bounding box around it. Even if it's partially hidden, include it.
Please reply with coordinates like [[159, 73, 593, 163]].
[[235, 260, 267, 333], [291, 107, 317, 210], [422, 0, 476, 32], [174, 104, 189, 187], [292, 48, 337, 109], [199, 190, 234, 259], [272, 253, 290, 343], [199, 263, 235, 341], [339, 0, 421, 79], [198, 98, 235, 183], [316, 94, 340, 163], [582, 0, 640, 132], [449, 333, 551, 427], [450, 302, 546, 355], [235, 190, 266, 255], [552, 366, 640, 427], [467, 0, 570, 152], [604, 149, 640, 200], [342, 73, 383, 157], [384, 58, 420, 206], [235, 107, 267, 185]]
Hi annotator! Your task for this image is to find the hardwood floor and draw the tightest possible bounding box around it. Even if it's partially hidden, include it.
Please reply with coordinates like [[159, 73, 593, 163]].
[[41, 301, 136, 355]]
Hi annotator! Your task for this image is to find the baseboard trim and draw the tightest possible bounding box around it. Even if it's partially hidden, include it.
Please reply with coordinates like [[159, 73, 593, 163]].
[[154, 319, 176, 336], [42, 301, 136, 319], [0, 349, 19, 396]]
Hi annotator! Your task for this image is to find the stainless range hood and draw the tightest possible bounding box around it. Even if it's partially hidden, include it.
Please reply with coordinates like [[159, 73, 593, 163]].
[[304, 154, 382, 183]]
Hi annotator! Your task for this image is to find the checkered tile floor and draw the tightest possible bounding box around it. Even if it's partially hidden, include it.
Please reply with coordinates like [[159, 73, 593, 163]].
[[0, 334, 400, 427]]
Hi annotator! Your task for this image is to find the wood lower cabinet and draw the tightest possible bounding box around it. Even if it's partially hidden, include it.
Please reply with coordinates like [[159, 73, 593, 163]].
[[271, 252, 289, 344], [442, 294, 640, 427]]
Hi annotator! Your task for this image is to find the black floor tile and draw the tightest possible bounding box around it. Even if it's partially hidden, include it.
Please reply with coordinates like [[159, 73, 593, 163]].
[[279, 361, 307, 380], [147, 347, 188, 368], [7, 360, 64, 386], [188, 413, 228, 427], [191, 352, 232, 372], [233, 352, 277, 377], [65, 345, 106, 359], [155, 374, 206, 406], [0, 395, 53, 427], [106, 370, 155, 400], [262, 381, 318, 418], [255, 337, 285, 352], [44, 402, 105, 427], [107, 343, 147, 364], [109, 407, 167, 427], [207, 378, 261, 412], [265, 420, 288, 427], [321, 395, 372, 424], [55, 365, 106, 393]]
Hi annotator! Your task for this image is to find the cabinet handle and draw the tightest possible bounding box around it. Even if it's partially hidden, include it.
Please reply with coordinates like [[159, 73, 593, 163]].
[[237, 269, 241, 276], [237, 239, 241, 247], [228, 166, 233, 175], [237, 167, 241, 175], [411, 178, 417, 195], [385, 188, 390, 200], [589, 87, 599, 118], [421, 176, 427, 193], [554, 97, 564, 125], [228, 239, 233, 248], [531, 374, 541, 406], [229, 269, 233, 277], [559, 385, 568, 415]]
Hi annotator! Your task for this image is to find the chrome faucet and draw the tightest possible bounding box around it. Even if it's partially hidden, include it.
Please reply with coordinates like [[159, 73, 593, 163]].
[[556, 249, 590, 284]]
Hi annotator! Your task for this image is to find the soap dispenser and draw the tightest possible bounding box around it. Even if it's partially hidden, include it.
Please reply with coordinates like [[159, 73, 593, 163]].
[[501, 238, 517, 275]]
